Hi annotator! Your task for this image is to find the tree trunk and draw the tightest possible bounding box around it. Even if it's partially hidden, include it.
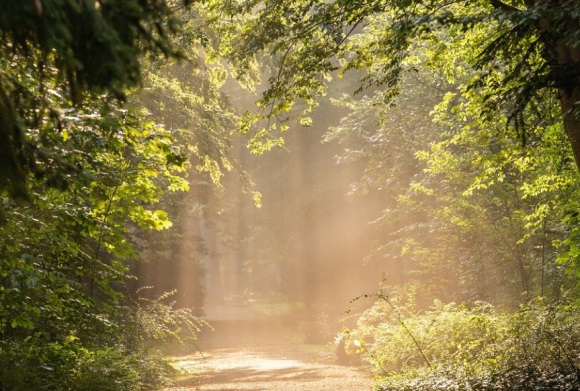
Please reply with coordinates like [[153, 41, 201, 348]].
[[542, 4, 580, 170], [560, 87, 580, 170], [554, 29, 580, 168]]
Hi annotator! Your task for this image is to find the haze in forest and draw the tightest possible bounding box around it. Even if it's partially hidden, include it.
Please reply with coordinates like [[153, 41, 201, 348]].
[[2, 2, 580, 391], [134, 71, 389, 346]]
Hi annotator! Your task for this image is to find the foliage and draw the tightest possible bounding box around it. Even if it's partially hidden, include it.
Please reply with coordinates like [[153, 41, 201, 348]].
[[0, 291, 206, 390], [0, 340, 141, 391], [0, 4, 253, 389], [347, 298, 580, 391], [118, 290, 210, 353], [0, 98, 188, 326], [129, 29, 267, 308], [1, 1, 580, 390], [0, 0, 194, 197], [0, 57, 200, 388], [201, 0, 580, 170], [316, 8, 580, 306], [137, 56, 238, 188], [192, 0, 580, 309]]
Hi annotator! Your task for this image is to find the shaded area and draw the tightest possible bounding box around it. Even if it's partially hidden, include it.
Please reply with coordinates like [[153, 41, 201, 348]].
[[167, 347, 374, 391]]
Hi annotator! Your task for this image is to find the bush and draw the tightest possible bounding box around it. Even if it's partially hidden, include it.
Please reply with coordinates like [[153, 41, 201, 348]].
[[0, 292, 207, 391], [0, 339, 138, 391], [348, 298, 580, 391]]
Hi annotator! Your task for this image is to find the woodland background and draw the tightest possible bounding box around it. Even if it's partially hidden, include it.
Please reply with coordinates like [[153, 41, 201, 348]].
[[0, 1, 579, 390]]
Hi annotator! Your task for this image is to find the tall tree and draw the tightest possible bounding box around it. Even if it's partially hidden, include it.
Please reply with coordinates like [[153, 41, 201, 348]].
[[324, 25, 580, 305]]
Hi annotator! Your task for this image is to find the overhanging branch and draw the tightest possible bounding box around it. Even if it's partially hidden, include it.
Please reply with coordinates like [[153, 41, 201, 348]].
[[489, 0, 522, 13]]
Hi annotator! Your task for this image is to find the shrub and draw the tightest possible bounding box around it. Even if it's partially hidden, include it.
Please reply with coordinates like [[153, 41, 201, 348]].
[[348, 298, 580, 391], [0, 291, 207, 391], [0, 339, 138, 391]]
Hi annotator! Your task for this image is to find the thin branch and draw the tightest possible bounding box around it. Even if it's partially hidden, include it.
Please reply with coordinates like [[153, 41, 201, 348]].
[[377, 292, 433, 371], [90, 185, 119, 298], [489, 0, 522, 13]]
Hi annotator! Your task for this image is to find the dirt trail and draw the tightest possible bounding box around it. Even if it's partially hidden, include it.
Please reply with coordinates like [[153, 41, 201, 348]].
[[165, 310, 375, 391], [166, 346, 375, 391]]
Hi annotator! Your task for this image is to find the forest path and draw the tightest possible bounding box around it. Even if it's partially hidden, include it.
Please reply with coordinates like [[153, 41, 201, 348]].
[[165, 307, 375, 390], [165, 345, 375, 391]]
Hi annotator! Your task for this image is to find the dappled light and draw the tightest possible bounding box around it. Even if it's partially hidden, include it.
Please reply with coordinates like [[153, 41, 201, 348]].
[[1, 1, 580, 391], [170, 349, 373, 390]]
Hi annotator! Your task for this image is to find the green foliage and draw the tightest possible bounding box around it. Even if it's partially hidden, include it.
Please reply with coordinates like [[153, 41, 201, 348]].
[[0, 0, 192, 197], [195, 0, 580, 306], [348, 299, 580, 391], [0, 98, 188, 328], [201, 0, 580, 164], [0, 5, 244, 389], [318, 10, 580, 305], [0, 61, 200, 389], [118, 290, 209, 353], [0, 0, 191, 96], [137, 57, 237, 189], [0, 291, 206, 390], [0, 340, 141, 391]]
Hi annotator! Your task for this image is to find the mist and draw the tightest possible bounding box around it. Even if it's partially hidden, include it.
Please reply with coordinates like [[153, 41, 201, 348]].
[[4, 3, 580, 390], [134, 71, 390, 349]]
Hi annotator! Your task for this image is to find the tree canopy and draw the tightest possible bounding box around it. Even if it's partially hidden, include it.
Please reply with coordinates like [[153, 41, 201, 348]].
[[202, 0, 580, 168], [0, 0, 192, 198]]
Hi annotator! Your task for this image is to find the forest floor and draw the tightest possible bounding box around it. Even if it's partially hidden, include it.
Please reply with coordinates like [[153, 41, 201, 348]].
[[164, 308, 375, 391], [166, 345, 375, 391]]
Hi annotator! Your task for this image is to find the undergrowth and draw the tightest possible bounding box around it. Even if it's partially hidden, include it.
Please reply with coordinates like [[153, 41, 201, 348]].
[[344, 297, 580, 391], [0, 291, 208, 391]]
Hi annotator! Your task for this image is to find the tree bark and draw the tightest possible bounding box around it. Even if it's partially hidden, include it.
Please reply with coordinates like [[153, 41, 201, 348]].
[[560, 86, 580, 170], [555, 31, 580, 170], [540, 2, 580, 170], [491, 1, 580, 170]]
